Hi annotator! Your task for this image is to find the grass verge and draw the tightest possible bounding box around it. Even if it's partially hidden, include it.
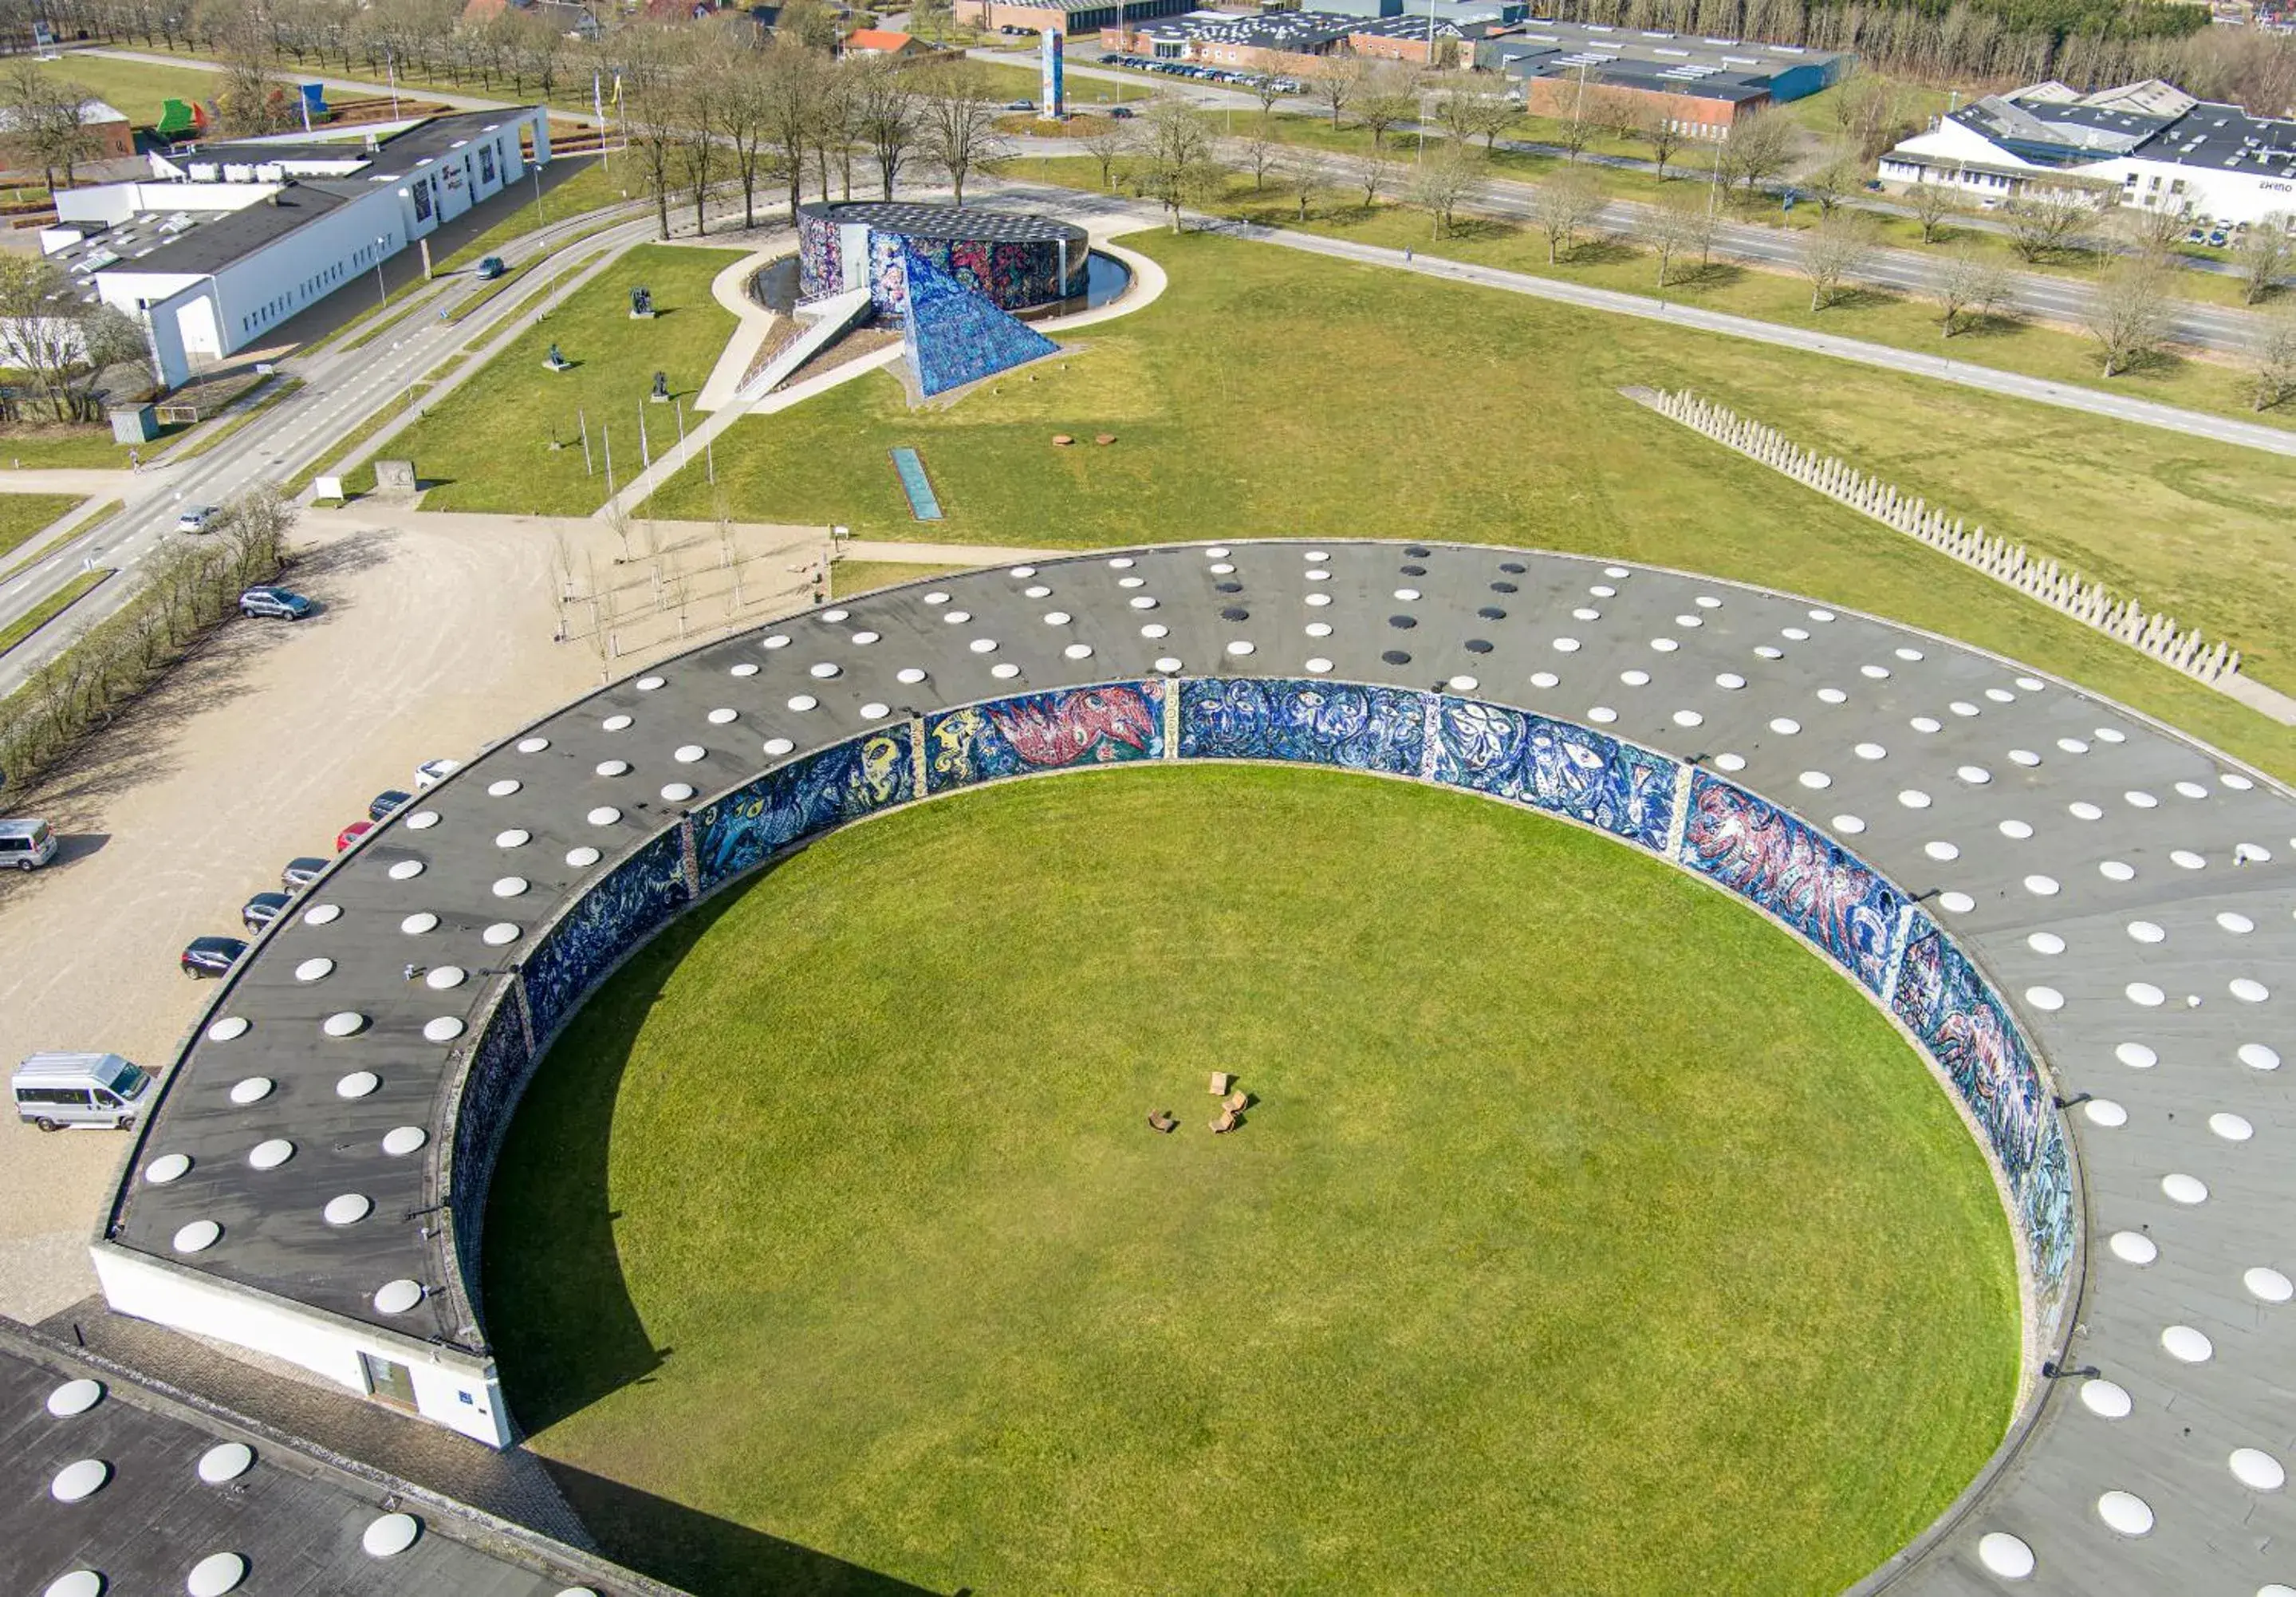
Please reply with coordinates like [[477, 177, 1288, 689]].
[[490, 763, 2017, 1597], [161, 376, 304, 464], [829, 558, 967, 597], [0, 493, 95, 565], [0, 569, 112, 657]]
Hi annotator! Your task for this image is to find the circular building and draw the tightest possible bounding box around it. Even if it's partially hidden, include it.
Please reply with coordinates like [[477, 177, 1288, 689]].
[[796, 199, 1089, 323]]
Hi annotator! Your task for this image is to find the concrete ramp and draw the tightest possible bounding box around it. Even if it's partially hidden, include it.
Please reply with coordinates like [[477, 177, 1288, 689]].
[[735, 287, 872, 404]]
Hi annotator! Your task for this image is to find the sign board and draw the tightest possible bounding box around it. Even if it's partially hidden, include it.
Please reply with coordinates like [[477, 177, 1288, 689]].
[[314, 475, 347, 502]]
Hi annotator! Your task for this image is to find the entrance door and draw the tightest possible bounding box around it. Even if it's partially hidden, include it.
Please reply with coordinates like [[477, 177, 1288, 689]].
[[359, 1351, 417, 1410]]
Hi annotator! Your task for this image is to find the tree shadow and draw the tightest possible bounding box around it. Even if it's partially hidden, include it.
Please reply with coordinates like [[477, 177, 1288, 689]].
[[1439, 215, 1519, 243], [1947, 310, 2028, 341], [1566, 236, 1640, 266], [542, 1458, 947, 1597]]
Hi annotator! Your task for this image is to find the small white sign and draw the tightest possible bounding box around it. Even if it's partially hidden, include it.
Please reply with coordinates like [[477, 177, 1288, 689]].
[[314, 475, 346, 501]]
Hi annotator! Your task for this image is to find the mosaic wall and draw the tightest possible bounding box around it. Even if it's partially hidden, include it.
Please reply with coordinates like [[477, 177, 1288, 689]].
[[927, 681, 1164, 791], [694, 729, 910, 890], [901, 243, 1064, 400], [1433, 697, 1676, 852], [1892, 920, 2078, 1330], [1180, 677, 1426, 774], [1680, 775, 1905, 996], [522, 827, 690, 1045], [796, 208, 844, 299], [450, 680, 2076, 1361], [447, 1001, 534, 1309], [796, 207, 1085, 319]]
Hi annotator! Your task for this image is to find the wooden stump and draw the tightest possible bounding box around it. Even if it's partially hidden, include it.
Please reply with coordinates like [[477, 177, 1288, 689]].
[[1052, 434, 1074, 447], [1094, 433, 1116, 445], [1209, 1071, 1233, 1096]]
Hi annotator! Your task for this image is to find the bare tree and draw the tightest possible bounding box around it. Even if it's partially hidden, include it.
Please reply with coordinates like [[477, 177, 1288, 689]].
[[1081, 113, 1135, 190], [1245, 70, 1283, 116], [1306, 53, 1365, 130], [915, 62, 1006, 207], [1633, 101, 1684, 179], [1239, 110, 1281, 191], [619, 29, 689, 240], [1350, 148, 1396, 211], [1640, 185, 1715, 286], [1132, 96, 1223, 231], [1431, 86, 1514, 152], [2085, 251, 2175, 377], [1802, 141, 1865, 218], [720, 56, 773, 228], [1797, 210, 1877, 310], [1, 60, 100, 193], [1408, 139, 1484, 239], [1276, 146, 1325, 222], [1551, 64, 1597, 163], [1531, 165, 1605, 262], [2250, 309, 2296, 412], [0, 257, 128, 419], [849, 55, 918, 201], [1831, 69, 1902, 160], [1905, 180, 1958, 245], [2234, 216, 2293, 306], [760, 34, 822, 220], [2003, 181, 2109, 262], [676, 57, 723, 236], [1716, 108, 1794, 197], [1930, 241, 2012, 335], [1355, 63, 1420, 152]]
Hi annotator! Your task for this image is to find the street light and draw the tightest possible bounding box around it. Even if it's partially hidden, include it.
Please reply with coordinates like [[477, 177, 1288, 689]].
[[372, 235, 389, 307]]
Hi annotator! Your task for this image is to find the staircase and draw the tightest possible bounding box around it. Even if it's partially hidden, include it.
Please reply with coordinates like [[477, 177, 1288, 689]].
[[734, 287, 872, 404]]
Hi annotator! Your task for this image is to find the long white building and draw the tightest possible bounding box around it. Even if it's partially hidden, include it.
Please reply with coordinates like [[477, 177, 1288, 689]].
[[1881, 79, 2296, 228], [40, 107, 549, 388]]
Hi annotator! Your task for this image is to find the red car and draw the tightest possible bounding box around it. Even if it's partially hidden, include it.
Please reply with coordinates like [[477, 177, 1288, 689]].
[[335, 820, 373, 852]]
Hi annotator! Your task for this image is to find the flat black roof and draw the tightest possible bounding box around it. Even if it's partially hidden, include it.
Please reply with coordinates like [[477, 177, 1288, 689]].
[[114, 182, 352, 277], [797, 199, 1086, 245], [1, 1317, 675, 1595]]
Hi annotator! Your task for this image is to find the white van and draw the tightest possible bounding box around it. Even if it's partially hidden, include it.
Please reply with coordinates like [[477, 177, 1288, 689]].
[[0, 818, 57, 870], [13, 1052, 152, 1131]]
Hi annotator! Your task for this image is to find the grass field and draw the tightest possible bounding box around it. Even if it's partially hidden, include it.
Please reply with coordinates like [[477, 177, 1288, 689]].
[[370, 243, 741, 513], [0, 493, 90, 562], [37, 51, 230, 126], [0, 421, 152, 469], [967, 57, 1156, 107], [488, 764, 2017, 1597], [644, 227, 2296, 780], [829, 558, 967, 596]]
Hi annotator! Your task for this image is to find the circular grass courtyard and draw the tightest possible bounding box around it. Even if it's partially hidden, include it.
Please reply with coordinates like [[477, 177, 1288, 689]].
[[486, 763, 2018, 1596]]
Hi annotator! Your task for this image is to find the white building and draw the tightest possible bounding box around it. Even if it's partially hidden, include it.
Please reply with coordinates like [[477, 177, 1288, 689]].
[[1881, 79, 2296, 229], [39, 107, 551, 388]]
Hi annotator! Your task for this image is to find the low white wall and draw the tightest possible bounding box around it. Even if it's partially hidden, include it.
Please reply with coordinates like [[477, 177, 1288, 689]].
[[91, 1242, 511, 1448]]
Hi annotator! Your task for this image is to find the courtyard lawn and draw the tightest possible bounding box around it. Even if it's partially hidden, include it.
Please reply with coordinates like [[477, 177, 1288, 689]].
[[642, 225, 2296, 781], [0, 420, 153, 468], [966, 57, 1156, 107], [372, 243, 742, 515], [829, 558, 966, 596], [488, 764, 2018, 1597]]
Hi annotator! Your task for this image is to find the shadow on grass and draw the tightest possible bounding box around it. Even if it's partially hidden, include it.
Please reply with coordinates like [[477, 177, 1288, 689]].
[[545, 1457, 946, 1597]]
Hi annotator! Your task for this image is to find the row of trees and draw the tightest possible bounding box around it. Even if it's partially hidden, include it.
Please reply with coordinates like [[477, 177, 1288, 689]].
[[606, 30, 1011, 239], [0, 486, 293, 794], [0, 255, 149, 421]]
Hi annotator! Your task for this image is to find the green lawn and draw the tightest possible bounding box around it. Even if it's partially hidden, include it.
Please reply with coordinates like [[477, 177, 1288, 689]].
[[640, 227, 2296, 779], [0, 493, 90, 562], [829, 558, 967, 596], [372, 243, 742, 513], [967, 56, 1156, 107], [0, 567, 111, 657], [0, 421, 152, 469], [438, 157, 632, 272], [37, 51, 232, 127], [490, 763, 2016, 1597]]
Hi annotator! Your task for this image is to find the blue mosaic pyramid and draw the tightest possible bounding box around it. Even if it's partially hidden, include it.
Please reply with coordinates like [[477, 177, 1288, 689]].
[[900, 240, 1060, 399]]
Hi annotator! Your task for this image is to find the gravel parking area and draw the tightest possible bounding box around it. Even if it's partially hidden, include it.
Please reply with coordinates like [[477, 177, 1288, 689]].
[[0, 507, 821, 1321]]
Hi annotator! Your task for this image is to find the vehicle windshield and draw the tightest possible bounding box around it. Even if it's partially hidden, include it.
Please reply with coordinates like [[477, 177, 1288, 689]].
[[103, 1060, 149, 1097]]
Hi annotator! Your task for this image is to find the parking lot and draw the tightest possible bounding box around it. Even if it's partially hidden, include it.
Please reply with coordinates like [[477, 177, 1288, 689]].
[[0, 507, 822, 1322]]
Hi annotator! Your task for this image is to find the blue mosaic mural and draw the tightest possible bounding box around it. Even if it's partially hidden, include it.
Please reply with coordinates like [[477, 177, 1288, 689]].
[[1180, 678, 1426, 773], [901, 243, 1061, 400], [522, 827, 690, 1044], [1432, 698, 1675, 852], [449, 1000, 534, 1302], [1679, 774, 1904, 995], [692, 729, 909, 891], [927, 681, 1164, 792], [1892, 919, 2077, 1326]]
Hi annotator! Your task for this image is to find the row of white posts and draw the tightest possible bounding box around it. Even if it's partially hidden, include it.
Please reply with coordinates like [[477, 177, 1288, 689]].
[[1632, 386, 2251, 696]]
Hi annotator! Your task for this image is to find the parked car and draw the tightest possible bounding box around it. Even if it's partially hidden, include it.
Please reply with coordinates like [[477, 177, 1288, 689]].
[[0, 818, 57, 870], [368, 788, 413, 822], [239, 586, 313, 620], [241, 889, 291, 932], [175, 505, 217, 533], [414, 757, 460, 789], [13, 1051, 151, 1131], [335, 819, 372, 852], [475, 254, 507, 280], [282, 855, 329, 891], [1109, 105, 1135, 119], [180, 935, 246, 978], [1006, 98, 1034, 110]]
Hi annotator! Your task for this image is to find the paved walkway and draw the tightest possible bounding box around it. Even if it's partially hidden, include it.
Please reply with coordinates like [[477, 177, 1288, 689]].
[[0, 467, 135, 497]]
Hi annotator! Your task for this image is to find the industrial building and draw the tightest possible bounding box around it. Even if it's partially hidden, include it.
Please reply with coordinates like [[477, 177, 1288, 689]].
[[955, 0, 1195, 36], [1477, 22, 1851, 136], [36, 107, 549, 388], [1880, 80, 2296, 227]]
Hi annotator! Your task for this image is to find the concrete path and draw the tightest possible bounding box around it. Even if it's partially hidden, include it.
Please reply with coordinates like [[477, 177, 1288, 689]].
[[693, 237, 794, 412], [0, 467, 133, 497]]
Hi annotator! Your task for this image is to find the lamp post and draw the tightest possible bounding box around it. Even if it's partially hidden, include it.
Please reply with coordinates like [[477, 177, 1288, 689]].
[[372, 235, 388, 307]]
